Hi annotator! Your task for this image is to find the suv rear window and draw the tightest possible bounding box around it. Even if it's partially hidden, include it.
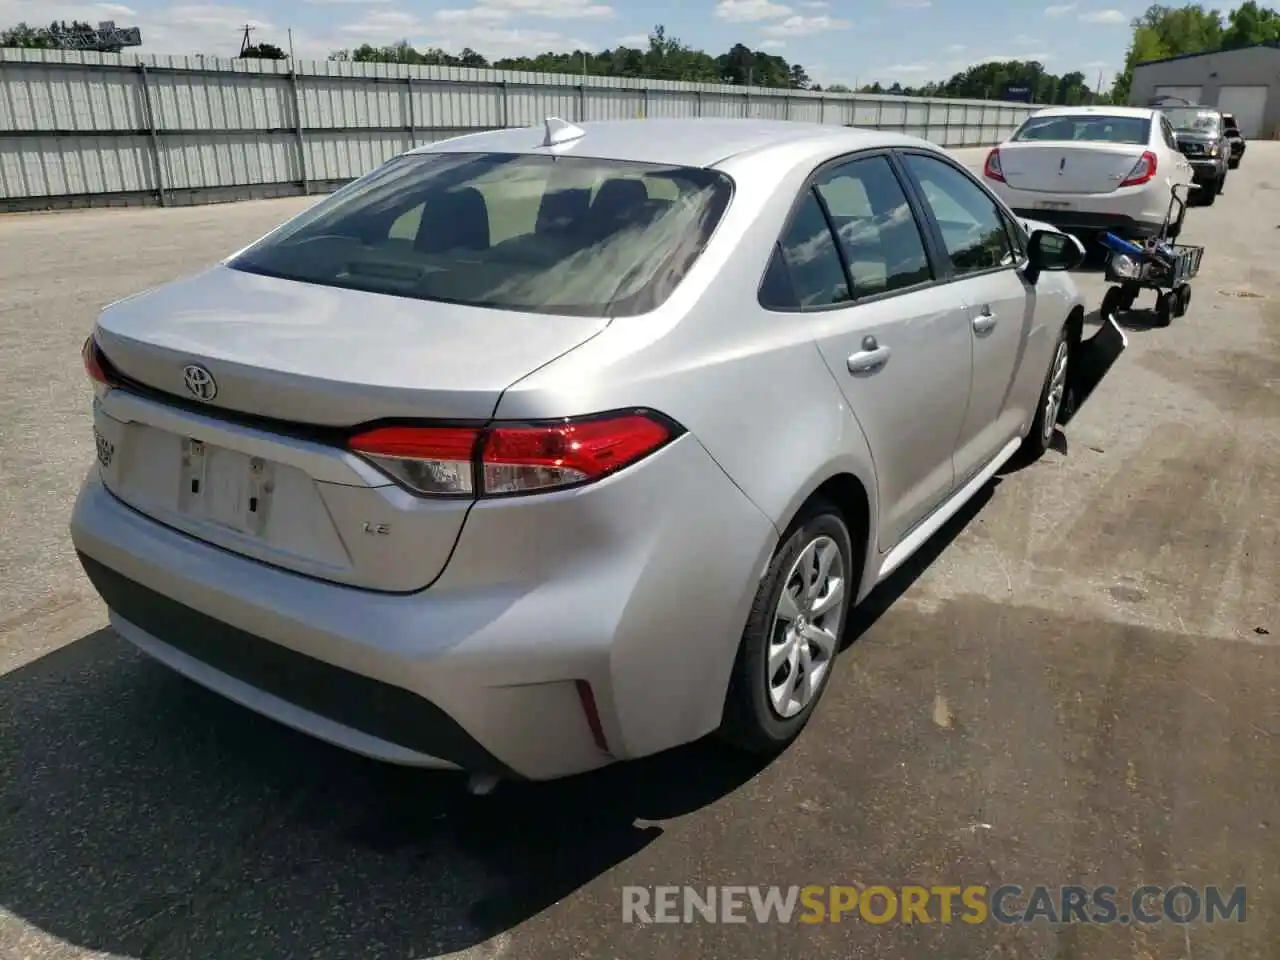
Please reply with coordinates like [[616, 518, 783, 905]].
[[1011, 114, 1151, 145], [229, 152, 733, 317]]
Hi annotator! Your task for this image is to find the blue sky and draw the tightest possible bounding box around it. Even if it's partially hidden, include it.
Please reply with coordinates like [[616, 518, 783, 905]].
[[5, 0, 1140, 90]]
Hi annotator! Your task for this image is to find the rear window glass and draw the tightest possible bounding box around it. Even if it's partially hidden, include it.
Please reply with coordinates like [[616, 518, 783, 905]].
[[1011, 114, 1151, 146], [229, 152, 733, 318]]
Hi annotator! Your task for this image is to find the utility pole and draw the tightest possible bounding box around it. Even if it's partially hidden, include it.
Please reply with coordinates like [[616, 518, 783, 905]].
[[288, 27, 295, 61], [238, 23, 255, 56]]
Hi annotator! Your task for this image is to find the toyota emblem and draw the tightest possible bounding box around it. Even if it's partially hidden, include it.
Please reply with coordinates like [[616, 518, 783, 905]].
[[183, 364, 218, 402]]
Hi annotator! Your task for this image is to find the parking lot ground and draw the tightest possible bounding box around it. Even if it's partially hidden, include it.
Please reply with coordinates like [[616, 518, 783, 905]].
[[1, 145, 1277, 960]]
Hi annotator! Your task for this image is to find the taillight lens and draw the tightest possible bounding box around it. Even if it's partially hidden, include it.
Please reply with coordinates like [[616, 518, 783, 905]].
[[82, 336, 118, 391], [1120, 151, 1157, 187], [348, 410, 680, 498], [983, 148, 1005, 182]]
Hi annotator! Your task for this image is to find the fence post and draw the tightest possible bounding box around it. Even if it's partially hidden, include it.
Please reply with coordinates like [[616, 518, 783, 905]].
[[818, 94, 825, 124], [406, 75, 416, 147], [500, 80, 509, 128], [136, 63, 167, 207], [289, 66, 310, 195], [641, 86, 649, 119], [579, 81, 586, 123], [695, 88, 703, 117], [784, 95, 790, 121], [743, 89, 750, 118]]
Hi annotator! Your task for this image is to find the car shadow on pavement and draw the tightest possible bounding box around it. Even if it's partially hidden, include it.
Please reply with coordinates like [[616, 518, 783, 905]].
[[0, 623, 772, 958]]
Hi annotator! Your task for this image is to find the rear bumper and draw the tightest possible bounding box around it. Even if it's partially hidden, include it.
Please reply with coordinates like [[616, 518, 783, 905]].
[[1008, 208, 1160, 241], [1187, 159, 1225, 185], [69, 436, 776, 780]]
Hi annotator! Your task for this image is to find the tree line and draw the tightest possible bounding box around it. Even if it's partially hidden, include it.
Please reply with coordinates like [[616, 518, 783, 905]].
[[7, 6, 1279, 105]]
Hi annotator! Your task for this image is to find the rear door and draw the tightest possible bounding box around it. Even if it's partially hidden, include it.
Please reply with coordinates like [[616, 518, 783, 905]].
[[897, 150, 1033, 483], [761, 151, 972, 552]]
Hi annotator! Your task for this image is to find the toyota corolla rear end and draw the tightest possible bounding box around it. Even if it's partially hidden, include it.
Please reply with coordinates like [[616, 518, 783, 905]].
[[983, 111, 1169, 241], [69, 145, 776, 780]]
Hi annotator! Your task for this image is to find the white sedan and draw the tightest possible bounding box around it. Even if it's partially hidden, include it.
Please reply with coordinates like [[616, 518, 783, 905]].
[[982, 105, 1194, 243]]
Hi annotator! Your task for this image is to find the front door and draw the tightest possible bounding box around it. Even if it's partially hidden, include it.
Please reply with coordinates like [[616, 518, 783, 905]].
[[773, 153, 973, 552], [898, 150, 1035, 483]]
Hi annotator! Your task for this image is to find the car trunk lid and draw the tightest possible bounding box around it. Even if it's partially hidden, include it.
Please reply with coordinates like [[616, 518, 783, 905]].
[[91, 265, 606, 592], [998, 143, 1147, 195]]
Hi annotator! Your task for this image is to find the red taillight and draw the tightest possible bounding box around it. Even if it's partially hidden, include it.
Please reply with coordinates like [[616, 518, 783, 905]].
[[82, 336, 117, 388], [1120, 151, 1157, 187], [984, 147, 1005, 182], [347, 410, 679, 498]]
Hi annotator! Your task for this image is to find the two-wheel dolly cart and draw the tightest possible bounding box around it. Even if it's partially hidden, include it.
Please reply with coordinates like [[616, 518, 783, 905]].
[[1097, 183, 1204, 328]]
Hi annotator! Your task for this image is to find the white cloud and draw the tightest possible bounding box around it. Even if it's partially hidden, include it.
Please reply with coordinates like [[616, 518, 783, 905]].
[[714, 0, 792, 22], [946, 43, 966, 52], [616, 33, 650, 45], [761, 13, 850, 36], [1082, 59, 1109, 68], [881, 62, 934, 73], [1013, 33, 1040, 45], [304, 0, 393, 5], [1079, 8, 1126, 23], [890, 0, 931, 6], [1044, 2, 1077, 14], [436, 0, 613, 22], [798, 0, 828, 6], [759, 38, 786, 48]]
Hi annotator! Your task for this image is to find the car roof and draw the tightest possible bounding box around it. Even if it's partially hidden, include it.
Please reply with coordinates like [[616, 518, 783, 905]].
[[1030, 105, 1157, 119], [405, 117, 933, 169]]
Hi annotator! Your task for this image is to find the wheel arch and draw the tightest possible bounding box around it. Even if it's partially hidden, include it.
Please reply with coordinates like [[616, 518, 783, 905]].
[[774, 464, 880, 606]]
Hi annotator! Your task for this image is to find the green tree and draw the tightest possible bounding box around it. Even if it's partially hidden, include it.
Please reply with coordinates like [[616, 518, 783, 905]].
[[1112, 3, 1227, 102], [1222, 0, 1280, 46], [240, 42, 286, 60]]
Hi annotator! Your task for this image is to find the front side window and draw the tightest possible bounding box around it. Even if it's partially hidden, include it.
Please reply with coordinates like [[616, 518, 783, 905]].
[[1012, 114, 1152, 146], [813, 155, 933, 297], [229, 152, 732, 318], [901, 153, 1015, 276]]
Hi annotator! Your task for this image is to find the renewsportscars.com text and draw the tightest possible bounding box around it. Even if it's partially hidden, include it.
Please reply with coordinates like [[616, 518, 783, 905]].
[[622, 884, 1247, 925]]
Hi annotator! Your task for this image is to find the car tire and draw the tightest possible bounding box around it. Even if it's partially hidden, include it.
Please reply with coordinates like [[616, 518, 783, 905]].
[[1154, 292, 1174, 327], [719, 499, 855, 756], [1021, 321, 1070, 460]]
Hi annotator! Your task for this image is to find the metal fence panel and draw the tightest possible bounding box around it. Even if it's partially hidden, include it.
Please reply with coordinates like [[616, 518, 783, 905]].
[[0, 48, 1040, 209]]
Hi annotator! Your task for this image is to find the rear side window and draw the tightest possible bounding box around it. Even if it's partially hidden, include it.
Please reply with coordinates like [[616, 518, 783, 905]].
[[1012, 114, 1151, 146], [229, 152, 732, 318], [762, 190, 852, 309]]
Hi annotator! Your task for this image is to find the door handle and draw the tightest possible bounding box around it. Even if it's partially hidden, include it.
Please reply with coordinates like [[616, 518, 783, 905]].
[[847, 345, 891, 374], [972, 309, 997, 334]]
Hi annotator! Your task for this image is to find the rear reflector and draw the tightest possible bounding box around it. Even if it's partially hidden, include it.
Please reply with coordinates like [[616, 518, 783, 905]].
[[1120, 151, 1158, 187], [575, 679, 611, 754], [348, 409, 681, 498]]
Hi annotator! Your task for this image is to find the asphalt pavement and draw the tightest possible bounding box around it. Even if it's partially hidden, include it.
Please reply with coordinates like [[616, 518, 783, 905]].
[[0, 144, 1277, 960]]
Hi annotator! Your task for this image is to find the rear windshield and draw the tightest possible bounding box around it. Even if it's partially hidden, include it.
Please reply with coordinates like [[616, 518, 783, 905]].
[[1011, 114, 1151, 146], [1162, 107, 1221, 134], [229, 152, 733, 317]]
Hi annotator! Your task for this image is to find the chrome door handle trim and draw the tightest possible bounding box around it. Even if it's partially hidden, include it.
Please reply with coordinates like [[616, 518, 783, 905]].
[[972, 312, 997, 334], [847, 345, 892, 374]]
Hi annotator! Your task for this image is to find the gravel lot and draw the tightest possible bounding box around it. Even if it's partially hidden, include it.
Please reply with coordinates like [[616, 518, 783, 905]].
[[1, 144, 1277, 960]]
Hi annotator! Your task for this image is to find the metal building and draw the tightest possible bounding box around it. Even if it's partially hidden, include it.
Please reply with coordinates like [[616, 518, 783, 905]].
[[1128, 41, 1280, 139]]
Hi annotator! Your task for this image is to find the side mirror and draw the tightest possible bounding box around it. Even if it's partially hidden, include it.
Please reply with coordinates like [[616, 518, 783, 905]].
[[1026, 229, 1085, 280]]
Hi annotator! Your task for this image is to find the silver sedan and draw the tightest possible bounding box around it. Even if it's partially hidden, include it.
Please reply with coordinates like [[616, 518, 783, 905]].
[[70, 117, 1123, 783]]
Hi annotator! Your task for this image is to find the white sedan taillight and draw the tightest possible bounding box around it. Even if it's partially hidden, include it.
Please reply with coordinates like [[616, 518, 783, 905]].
[[1120, 151, 1158, 187]]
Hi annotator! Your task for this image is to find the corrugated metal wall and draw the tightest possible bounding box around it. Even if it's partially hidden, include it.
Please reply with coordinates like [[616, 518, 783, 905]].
[[0, 49, 1039, 210]]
